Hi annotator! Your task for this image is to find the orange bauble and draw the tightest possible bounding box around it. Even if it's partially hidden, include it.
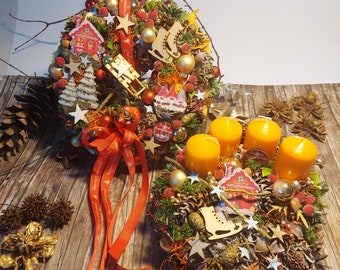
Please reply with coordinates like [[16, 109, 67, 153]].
[[142, 90, 156, 105], [99, 114, 113, 128], [95, 68, 107, 81]]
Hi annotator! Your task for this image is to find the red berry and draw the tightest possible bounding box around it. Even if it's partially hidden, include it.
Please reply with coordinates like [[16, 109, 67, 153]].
[[188, 75, 197, 83], [153, 60, 163, 71], [212, 66, 220, 78], [148, 10, 158, 20], [144, 128, 153, 139], [163, 187, 175, 199], [53, 82, 60, 90], [268, 171, 279, 183], [294, 191, 306, 203], [58, 78, 68, 88], [99, 7, 108, 16], [214, 169, 225, 180], [151, 70, 158, 80], [55, 57, 66, 67], [138, 10, 148, 20], [152, 84, 161, 93], [175, 153, 185, 164], [303, 204, 315, 217], [172, 120, 181, 130], [181, 43, 191, 54], [184, 83, 194, 92], [305, 194, 316, 205], [145, 19, 154, 28]]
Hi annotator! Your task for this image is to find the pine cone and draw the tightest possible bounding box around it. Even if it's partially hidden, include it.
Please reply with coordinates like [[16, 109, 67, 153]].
[[0, 79, 57, 161], [20, 193, 49, 223], [47, 198, 74, 229], [0, 206, 23, 231], [285, 249, 309, 270]]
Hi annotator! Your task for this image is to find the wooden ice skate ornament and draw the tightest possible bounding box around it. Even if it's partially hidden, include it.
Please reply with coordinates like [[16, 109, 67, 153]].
[[199, 206, 243, 240]]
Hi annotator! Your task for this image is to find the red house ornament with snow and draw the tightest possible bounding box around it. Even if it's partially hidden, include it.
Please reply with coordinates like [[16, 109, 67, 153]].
[[218, 167, 261, 216], [69, 20, 104, 58]]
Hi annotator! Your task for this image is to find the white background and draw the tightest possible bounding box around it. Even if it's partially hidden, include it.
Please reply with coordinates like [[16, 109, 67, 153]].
[[1, 0, 340, 85]]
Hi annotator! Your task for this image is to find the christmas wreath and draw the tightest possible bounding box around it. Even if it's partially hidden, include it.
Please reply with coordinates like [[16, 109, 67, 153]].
[[0, 0, 330, 270]]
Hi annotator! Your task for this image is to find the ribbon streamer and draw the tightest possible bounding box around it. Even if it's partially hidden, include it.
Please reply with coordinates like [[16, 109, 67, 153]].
[[82, 107, 150, 270]]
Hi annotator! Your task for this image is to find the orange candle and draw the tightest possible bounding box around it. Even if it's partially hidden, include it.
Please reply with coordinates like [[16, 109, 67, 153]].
[[185, 134, 220, 178], [208, 117, 243, 157], [273, 136, 318, 181], [243, 118, 282, 159]]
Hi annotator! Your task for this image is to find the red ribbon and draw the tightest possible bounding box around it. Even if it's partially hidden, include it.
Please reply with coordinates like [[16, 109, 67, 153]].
[[119, 0, 135, 69], [83, 107, 150, 270]]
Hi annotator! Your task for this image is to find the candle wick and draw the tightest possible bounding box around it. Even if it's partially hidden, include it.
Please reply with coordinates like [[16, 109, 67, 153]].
[[258, 115, 273, 120]]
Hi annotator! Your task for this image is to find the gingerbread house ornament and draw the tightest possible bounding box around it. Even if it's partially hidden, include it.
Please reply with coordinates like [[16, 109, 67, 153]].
[[218, 168, 261, 216], [69, 20, 104, 58]]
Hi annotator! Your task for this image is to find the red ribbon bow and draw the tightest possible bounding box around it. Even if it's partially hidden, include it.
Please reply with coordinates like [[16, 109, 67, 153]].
[[82, 106, 150, 270]]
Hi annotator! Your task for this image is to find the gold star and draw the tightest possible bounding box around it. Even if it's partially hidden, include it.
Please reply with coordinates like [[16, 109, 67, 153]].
[[65, 57, 81, 75], [143, 138, 160, 154], [269, 225, 287, 242], [116, 14, 135, 35]]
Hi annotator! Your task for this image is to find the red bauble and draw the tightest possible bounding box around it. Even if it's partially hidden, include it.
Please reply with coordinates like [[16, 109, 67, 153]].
[[99, 114, 113, 127], [142, 90, 155, 105], [85, 0, 97, 11], [95, 68, 107, 81]]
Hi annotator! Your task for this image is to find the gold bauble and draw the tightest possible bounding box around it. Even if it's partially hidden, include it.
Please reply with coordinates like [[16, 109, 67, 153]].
[[272, 179, 295, 202], [141, 28, 156, 43], [105, 0, 118, 11], [48, 64, 63, 80], [130, 0, 140, 10], [176, 54, 195, 73], [169, 169, 187, 187]]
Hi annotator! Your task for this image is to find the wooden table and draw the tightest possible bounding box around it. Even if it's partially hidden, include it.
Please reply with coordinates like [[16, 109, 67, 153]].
[[1, 76, 339, 269]]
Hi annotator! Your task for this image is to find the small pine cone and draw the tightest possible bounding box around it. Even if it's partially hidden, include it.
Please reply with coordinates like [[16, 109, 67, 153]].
[[285, 249, 309, 270], [47, 198, 74, 228], [20, 193, 49, 223], [0, 206, 23, 231]]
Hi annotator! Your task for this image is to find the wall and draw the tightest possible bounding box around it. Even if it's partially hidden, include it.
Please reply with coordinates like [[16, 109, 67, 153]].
[[2, 0, 340, 85]]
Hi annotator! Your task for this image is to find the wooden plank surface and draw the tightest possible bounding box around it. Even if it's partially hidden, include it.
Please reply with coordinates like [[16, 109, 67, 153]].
[[0, 76, 339, 269]]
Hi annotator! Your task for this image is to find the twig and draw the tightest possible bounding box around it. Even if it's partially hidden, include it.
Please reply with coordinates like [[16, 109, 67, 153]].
[[181, 0, 222, 79], [8, 10, 84, 51], [0, 58, 29, 76]]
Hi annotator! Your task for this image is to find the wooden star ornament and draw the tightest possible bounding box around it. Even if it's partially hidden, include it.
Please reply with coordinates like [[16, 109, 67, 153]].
[[188, 236, 210, 258], [64, 57, 81, 75], [116, 14, 135, 34], [143, 138, 161, 154], [269, 225, 287, 242], [69, 104, 88, 124]]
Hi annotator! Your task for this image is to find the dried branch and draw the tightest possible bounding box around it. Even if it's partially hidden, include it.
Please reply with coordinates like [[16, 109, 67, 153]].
[[8, 10, 84, 51], [181, 0, 222, 79]]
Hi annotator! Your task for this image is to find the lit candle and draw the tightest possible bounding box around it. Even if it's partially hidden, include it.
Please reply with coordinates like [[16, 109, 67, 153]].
[[243, 118, 282, 159], [273, 136, 318, 182], [208, 117, 243, 157], [185, 134, 220, 178]]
